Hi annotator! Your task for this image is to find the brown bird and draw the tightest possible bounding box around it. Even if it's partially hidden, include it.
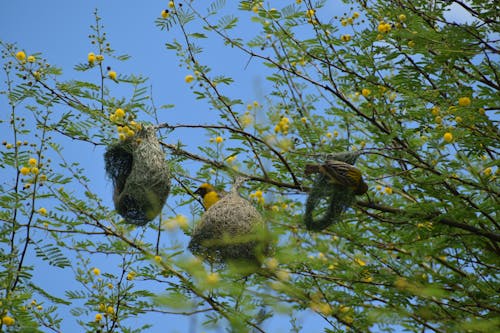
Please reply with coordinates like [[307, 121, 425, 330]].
[[305, 160, 368, 195]]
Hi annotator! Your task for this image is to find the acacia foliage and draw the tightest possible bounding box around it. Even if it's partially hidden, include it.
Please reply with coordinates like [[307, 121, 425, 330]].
[[1, 1, 499, 332]]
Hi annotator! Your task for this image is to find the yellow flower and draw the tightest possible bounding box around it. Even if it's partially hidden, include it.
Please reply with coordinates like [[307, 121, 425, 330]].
[[434, 116, 442, 124], [458, 96, 471, 107], [184, 74, 194, 83], [361, 88, 371, 97], [407, 40, 415, 48], [31, 167, 39, 175], [95, 54, 104, 62], [88, 52, 96, 63], [215, 136, 223, 143], [398, 14, 407, 21], [206, 272, 220, 285], [2, 316, 15, 326], [16, 51, 26, 62], [333, 130, 339, 137], [126, 272, 136, 280], [300, 117, 307, 123], [341, 19, 348, 26], [354, 257, 366, 266], [252, 5, 259, 13], [431, 106, 440, 116], [455, 116, 462, 123], [99, 303, 106, 311], [311, 302, 333, 316], [276, 270, 290, 281], [161, 9, 169, 19], [95, 313, 102, 322], [306, 9, 315, 18], [119, 133, 126, 141], [126, 129, 135, 137], [226, 155, 237, 163], [107, 283, 113, 289], [384, 187, 393, 194], [38, 207, 47, 216], [114, 108, 125, 118], [168, 1, 174, 8], [378, 22, 391, 33], [27, 55, 36, 63], [108, 70, 117, 80], [478, 107, 485, 115], [443, 132, 453, 143], [28, 158, 37, 166], [341, 34, 351, 42], [483, 167, 492, 176], [265, 258, 279, 270], [296, 0, 302, 3], [20, 167, 30, 175], [106, 306, 114, 315], [154, 255, 162, 263], [353, 12, 360, 19], [92, 267, 101, 276]]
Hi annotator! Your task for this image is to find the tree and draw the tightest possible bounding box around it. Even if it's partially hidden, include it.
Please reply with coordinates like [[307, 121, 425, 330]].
[[1, 0, 499, 332]]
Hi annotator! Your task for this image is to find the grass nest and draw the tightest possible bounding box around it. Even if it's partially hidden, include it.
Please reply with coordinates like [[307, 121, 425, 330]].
[[104, 125, 170, 225], [304, 151, 361, 231], [189, 179, 269, 266]]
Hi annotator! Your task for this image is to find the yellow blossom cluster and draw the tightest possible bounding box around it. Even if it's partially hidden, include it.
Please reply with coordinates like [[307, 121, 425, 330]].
[[378, 22, 392, 33], [184, 74, 194, 83], [163, 214, 189, 230], [161, 9, 170, 19], [458, 96, 471, 107], [87, 52, 104, 64], [20, 157, 40, 176], [108, 70, 117, 80], [109, 108, 142, 140], [274, 117, 290, 134], [2, 315, 15, 326], [249, 190, 265, 205]]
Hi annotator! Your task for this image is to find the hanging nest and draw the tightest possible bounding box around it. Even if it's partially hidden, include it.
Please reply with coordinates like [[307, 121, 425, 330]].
[[104, 125, 170, 225], [188, 179, 269, 266], [304, 151, 363, 231]]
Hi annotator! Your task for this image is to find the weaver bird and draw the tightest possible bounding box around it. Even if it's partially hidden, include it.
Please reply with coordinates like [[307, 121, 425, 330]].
[[194, 183, 226, 210], [305, 160, 368, 195]]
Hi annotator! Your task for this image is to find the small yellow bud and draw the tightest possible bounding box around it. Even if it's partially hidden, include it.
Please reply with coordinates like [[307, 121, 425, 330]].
[[108, 71, 117, 80], [92, 267, 101, 276], [27, 55, 36, 63], [443, 132, 453, 143], [184, 74, 194, 83], [398, 14, 406, 21], [95, 313, 102, 322], [20, 167, 30, 175], [16, 51, 26, 62], [38, 207, 47, 216], [215, 136, 223, 143]]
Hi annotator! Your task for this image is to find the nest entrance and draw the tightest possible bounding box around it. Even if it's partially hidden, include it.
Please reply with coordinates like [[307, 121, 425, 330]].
[[104, 125, 170, 225]]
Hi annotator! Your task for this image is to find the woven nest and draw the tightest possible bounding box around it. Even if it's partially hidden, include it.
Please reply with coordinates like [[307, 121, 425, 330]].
[[104, 125, 170, 225], [188, 181, 269, 265], [304, 152, 360, 231]]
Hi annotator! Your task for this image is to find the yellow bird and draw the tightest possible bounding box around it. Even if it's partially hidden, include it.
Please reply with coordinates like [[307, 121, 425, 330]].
[[305, 160, 368, 195], [194, 183, 225, 210]]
